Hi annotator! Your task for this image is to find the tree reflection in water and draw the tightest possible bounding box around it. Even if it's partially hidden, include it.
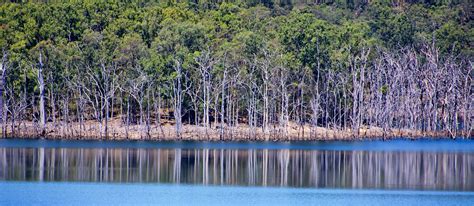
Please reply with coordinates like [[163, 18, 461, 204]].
[[0, 148, 472, 191]]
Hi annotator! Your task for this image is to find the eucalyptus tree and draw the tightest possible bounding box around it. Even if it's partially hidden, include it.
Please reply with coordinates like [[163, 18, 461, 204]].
[[28, 43, 51, 137], [0, 50, 7, 137], [194, 48, 216, 130], [0, 1, 471, 140], [36, 51, 46, 136], [170, 57, 190, 139], [116, 33, 148, 138], [76, 29, 120, 139]]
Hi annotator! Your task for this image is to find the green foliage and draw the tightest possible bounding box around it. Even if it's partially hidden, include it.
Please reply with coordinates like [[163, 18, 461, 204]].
[[0, 0, 470, 99]]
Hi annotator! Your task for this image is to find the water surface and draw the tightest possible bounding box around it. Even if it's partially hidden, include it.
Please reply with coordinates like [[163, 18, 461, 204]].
[[0, 182, 473, 206], [0, 139, 473, 205], [1, 139, 473, 190]]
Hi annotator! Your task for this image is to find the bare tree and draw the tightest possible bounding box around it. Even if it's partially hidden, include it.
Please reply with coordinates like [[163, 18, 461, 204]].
[[0, 49, 7, 137], [37, 51, 46, 137], [171, 58, 190, 139], [195, 49, 215, 136]]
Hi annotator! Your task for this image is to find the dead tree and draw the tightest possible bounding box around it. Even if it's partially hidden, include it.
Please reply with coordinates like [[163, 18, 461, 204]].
[[350, 48, 369, 138], [195, 49, 215, 132], [0, 49, 7, 137], [258, 50, 273, 137], [171, 58, 188, 139], [126, 65, 150, 139], [37, 52, 46, 137]]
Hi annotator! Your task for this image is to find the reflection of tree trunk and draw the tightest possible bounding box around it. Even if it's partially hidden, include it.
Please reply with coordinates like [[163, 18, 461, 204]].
[[220, 149, 224, 185], [1, 147, 472, 190], [247, 149, 256, 185], [262, 149, 268, 186], [279, 149, 290, 186], [173, 149, 181, 183], [38, 148, 44, 181], [203, 149, 209, 184]]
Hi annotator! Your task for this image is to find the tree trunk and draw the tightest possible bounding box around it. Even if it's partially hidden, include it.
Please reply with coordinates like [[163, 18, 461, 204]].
[[38, 52, 46, 137], [0, 50, 6, 138]]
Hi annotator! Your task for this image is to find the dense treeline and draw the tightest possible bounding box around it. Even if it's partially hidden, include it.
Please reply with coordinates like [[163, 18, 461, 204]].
[[0, 0, 472, 140]]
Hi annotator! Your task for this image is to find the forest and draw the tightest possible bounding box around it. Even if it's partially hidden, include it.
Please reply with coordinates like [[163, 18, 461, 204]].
[[0, 0, 472, 140]]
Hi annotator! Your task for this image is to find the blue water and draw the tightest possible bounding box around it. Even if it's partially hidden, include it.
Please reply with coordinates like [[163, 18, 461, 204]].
[[0, 182, 473, 206], [1, 138, 473, 152], [1, 138, 473, 205]]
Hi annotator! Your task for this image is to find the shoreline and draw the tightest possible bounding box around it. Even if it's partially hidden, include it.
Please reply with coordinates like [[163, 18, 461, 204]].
[[2, 121, 471, 141]]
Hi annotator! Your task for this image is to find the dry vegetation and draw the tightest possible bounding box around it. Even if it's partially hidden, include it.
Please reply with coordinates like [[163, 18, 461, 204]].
[[4, 118, 466, 141]]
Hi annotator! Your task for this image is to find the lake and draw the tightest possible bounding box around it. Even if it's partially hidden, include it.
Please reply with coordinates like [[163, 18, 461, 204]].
[[0, 139, 473, 205]]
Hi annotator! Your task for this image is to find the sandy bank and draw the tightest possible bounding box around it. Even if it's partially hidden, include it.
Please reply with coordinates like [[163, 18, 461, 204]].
[[2, 119, 471, 141]]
